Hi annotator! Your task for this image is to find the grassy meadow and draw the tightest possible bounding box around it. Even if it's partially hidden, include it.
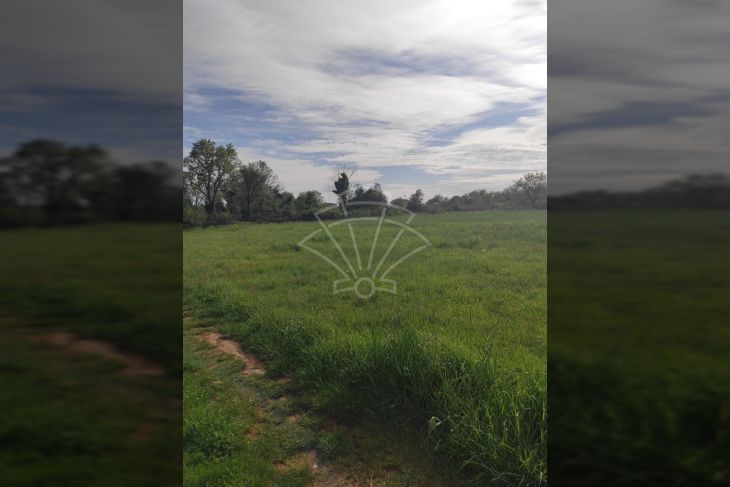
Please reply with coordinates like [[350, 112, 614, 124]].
[[549, 211, 730, 485], [184, 210, 547, 485], [0, 224, 181, 485], [0, 224, 182, 370]]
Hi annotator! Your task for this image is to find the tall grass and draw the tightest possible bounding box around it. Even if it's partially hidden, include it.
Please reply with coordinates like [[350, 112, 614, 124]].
[[184, 211, 546, 484], [0, 224, 181, 485], [549, 211, 730, 485]]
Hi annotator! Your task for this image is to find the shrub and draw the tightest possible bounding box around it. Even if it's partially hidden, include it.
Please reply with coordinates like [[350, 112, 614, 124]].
[[183, 206, 206, 227]]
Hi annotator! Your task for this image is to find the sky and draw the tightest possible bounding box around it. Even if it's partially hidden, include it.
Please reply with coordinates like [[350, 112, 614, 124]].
[[0, 0, 181, 164], [549, 0, 730, 194], [184, 0, 546, 201]]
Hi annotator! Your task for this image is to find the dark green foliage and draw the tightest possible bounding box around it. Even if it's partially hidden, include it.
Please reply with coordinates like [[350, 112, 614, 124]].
[[407, 188, 424, 212], [183, 139, 547, 227], [294, 191, 324, 220], [332, 171, 350, 198], [549, 173, 730, 210], [183, 139, 238, 215], [0, 139, 180, 226]]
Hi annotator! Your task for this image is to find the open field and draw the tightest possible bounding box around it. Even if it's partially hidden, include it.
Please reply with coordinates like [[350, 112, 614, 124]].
[[549, 211, 730, 485], [0, 224, 181, 485], [184, 210, 547, 485], [0, 224, 182, 370]]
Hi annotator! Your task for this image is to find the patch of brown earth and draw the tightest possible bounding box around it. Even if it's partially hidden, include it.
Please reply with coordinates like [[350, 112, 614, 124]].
[[35, 331, 164, 376], [276, 449, 319, 473], [286, 412, 302, 423], [199, 332, 266, 376], [188, 318, 368, 487], [246, 422, 264, 439]]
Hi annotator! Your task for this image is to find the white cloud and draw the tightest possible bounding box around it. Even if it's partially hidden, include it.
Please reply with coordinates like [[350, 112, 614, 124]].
[[549, 0, 730, 193], [184, 0, 546, 197]]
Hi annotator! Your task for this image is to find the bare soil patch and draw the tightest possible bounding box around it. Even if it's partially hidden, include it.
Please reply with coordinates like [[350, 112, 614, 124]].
[[35, 331, 164, 376], [199, 331, 266, 376]]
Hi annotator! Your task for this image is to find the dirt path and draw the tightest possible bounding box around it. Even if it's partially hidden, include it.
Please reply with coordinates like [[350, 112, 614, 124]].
[[193, 328, 367, 486], [34, 331, 164, 376], [184, 311, 458, 487], [199, 331, 266, 376]]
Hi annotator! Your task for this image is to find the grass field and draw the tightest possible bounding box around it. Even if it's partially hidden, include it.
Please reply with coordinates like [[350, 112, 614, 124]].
[[0, 224, 182, 370], [0, 224, 181, 486], [549, 211, 730, 485], [184, 311, 463, 486], [184, 210, 547, 485]]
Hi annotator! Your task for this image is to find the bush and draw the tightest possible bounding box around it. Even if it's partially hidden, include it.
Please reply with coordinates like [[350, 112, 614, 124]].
[[207, 212, 236, 226], [183, 206, 206, 227]]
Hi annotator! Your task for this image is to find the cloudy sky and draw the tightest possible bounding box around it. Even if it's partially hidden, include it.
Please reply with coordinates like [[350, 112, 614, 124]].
[[184, 0, 546, 201], [549, 0, 730, 194], [1, 0, 181, 163]]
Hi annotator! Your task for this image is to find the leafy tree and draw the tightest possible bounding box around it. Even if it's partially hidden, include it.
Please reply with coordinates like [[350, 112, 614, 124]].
[[183, 139, 238, 215], [272, 190, 296, 221], [656, 173, 730, 208], [113, 161, 176, 221], [510, 171, 547, 209], [351, 184, 365, 201], [390, 197, 409, 208], [332, 172, 350, 197], [11, 139, 108, 223], [236, 160, 278, 220], [351, 183, 387, 204], [363, 183, 387, 203], [425, 194, 447, 213], [294, 190, 324, 220], [407, 189, 424, 212], [330, 165, 356, 214]]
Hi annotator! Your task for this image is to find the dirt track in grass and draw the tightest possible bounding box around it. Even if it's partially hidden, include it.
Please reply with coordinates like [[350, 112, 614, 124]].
[[34, 330, 165, 376], [184, 310, 460, 487]]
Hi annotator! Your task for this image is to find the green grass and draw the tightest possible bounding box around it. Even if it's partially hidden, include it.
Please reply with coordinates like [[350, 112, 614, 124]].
[[183, 315, 461, 486], [184, 210, 547, 484], [183, 328, 313, 487], [549, 211, 730, 485], [0, 224, 181, 485], [0, 224, 182, 370]]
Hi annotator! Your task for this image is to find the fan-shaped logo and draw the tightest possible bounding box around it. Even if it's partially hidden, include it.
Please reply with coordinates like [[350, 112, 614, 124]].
[[297, 201, 431, 298]]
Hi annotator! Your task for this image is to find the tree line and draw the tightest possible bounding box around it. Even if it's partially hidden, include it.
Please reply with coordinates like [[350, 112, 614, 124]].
[[548, 173, 730, 210], [184, 138, 547, 227], [0, 140, 180, 227]]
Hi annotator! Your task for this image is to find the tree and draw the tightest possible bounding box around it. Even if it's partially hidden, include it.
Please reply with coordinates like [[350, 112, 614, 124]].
[[425, 194, 447, 213], [273, 190, 296, 221], [294, 190, 324, 220], [351, 184, 365, 201], [330, 164, 356, 214], [363, 183, 387, 203], [113, 161, 177, 221], [390, 197, 409, 208], [656, 173, 730, 209], [332, 171, 350, 197], [11, 139, 108, 223], [183, 139, 238, 215], [351, 183, 387, 204], [510, 171, 547, 209], [237, 160, 278, 220], [407, 189, 424, 212]]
